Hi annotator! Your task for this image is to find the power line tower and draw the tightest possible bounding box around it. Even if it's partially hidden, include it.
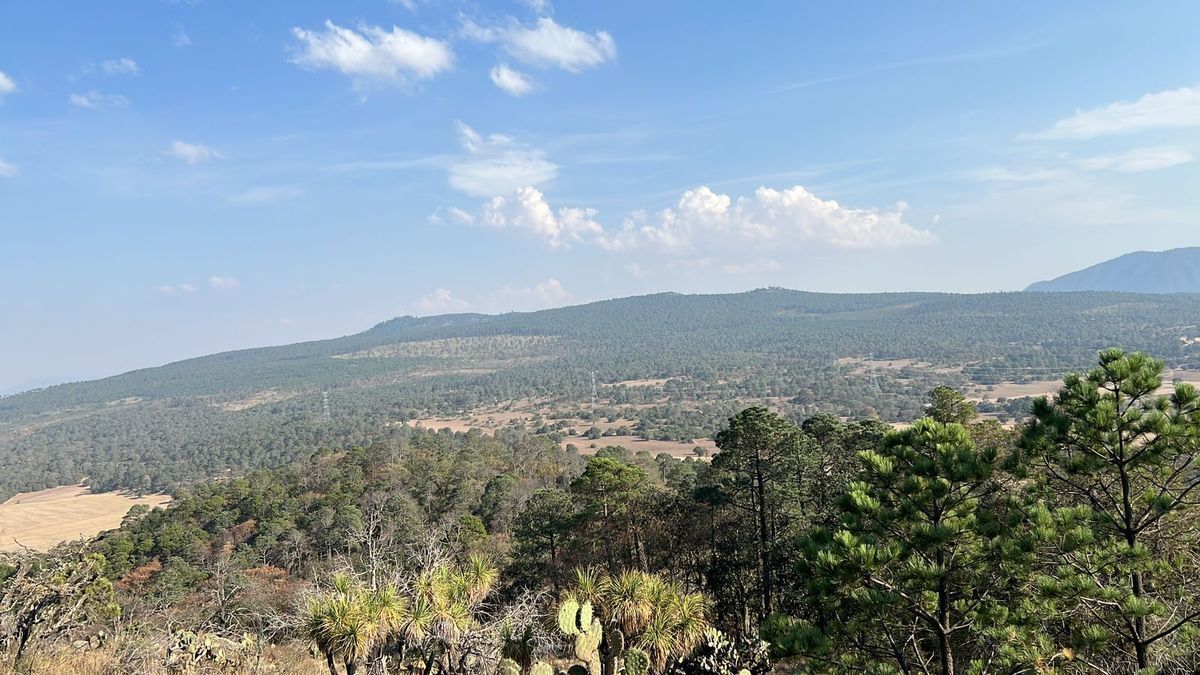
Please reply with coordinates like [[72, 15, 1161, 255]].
[[590, 371, 597, 418], [322, 390, 331, 423]]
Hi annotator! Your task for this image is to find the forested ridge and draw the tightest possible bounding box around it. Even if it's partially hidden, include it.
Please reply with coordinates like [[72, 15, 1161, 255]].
[[4, 349, 1200, 673], [3, 289, 1200, 499]]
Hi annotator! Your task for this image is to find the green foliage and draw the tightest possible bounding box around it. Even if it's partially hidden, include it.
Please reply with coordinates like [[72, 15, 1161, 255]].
[[5, 290, 1199, 498], [667, 628, 770, 675], [622, 647, 650, 675], [926, 385, 977, 424]]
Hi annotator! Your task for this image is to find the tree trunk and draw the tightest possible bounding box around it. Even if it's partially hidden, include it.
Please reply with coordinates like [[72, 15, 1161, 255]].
[[325, 651, 339, 675]]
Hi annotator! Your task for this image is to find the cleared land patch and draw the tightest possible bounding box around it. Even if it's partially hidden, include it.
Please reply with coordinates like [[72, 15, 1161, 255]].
[[0, 485, 170, 552]]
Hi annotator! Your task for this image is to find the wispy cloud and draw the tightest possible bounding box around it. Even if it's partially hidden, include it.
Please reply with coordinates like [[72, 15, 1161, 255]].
[[0, 158, 18, 178], [209, 276, 240, 289], [0, 71, 16, 99], [68, 90, 130, 109], [100, 57, 139, 76], [413, 288, 471, 314], [462, 16, 615, 73], [156, 283, 198, 295], [291, 20, 453, 88], [410, 278, 571, 315], [1022, 86, 1200, 140], [172, 25, 192, 48], [490, 63, 536, 95], [449, 122, 558, 196], [168, 140, 220, 164], [229, 186, 302, 206], [487, 278, 570, 312], [1077, 146, 1194, 173]]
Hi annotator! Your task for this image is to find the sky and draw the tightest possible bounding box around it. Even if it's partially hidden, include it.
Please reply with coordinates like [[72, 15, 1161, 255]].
[[1, 1, 1199, 393]]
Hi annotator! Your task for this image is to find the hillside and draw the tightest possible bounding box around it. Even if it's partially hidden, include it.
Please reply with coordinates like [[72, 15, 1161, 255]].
[[3, 288, 1200, 499], [1026, 247, 1200, 293]]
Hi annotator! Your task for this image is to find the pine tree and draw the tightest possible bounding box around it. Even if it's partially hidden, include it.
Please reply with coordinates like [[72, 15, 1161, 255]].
[[1021, 348, 1200, 670]]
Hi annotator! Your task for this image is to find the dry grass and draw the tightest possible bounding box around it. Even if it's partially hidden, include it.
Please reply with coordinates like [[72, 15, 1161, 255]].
[[0, 485, 170, 553], [566, 435, 716, 459]]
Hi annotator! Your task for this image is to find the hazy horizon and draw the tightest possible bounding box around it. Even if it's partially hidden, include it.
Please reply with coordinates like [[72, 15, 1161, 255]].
[[3, 1, 1199, 393]]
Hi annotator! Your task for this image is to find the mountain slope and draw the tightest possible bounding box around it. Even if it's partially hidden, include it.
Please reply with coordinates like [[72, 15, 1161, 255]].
[[1026, 247, 1200, 293], [3, 288, 1200, 499]]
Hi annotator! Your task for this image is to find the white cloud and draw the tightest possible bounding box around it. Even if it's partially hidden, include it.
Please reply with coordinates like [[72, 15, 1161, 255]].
[[100, 58, 139, 76], [449, 122, 558, 196], [522, 0, 553, 14], [1023, 86, 1200, 140], [0, 71, 15, 99], [173, 26, 192, 48], [209, 276, 240, 289], [156, 283, 198, 295], [459, 183, 934, 253], [68, 90, 130, 109], [482, 186, 602, 248], [490, 63, 536, 96], [429, 206, 477, 225], [0, 158, 16, 178], [606, 185, 934, 251], [169, 140, 220, 164], [488, 278, 571, 312], [463, 17, 615, 73], [291, 20, 452, 88], [1077, 146, 1194, 173], [229, 185, 302, 205], [413, 288, 471, 315]]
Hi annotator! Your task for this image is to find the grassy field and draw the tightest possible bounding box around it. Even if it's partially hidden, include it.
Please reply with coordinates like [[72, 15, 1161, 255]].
[[0, 485, 170, 552]]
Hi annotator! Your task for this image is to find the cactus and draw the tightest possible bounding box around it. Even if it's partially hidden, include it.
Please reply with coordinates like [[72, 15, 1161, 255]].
[[574, 618, 603, 661], [531, 663, 555, 675], [622, 648, 650, 675], [498, 658, 522, 675], [559, 597, 582, 636]]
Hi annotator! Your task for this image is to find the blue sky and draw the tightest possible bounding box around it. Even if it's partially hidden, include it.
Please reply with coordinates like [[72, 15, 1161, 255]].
[[1, 1, 1199, 392]]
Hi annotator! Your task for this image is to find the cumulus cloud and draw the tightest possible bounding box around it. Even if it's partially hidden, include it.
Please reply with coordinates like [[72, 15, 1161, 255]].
[[604, 185, 934, 251], [169, 140, 220, 164], [0, 158, 16, 178], [448, 122, 558, 196], [68, 91, 130, 109], [455, 184, 934, 253], [1023, 86, 1200, 140], [490, 63, 536, 95], [1077, 146, 1194, 173], [413, 288, 471, 315], [463, 17, 615, 73], [482, 186, 602, 248], [209, 276, 240, 289], [291, 20, 453, 88], [0, 71, 16, 99]]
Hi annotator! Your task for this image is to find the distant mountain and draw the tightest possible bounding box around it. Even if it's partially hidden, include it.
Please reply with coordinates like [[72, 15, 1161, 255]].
[[1026, 247, 1200, 293], [5, 288, 1200, 500]]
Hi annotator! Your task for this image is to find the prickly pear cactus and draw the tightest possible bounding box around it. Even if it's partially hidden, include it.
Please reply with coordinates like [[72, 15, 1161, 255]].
[[498, 658, 522, 675], [559, 597, 582, 636], [530, 662, 555, 675]]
